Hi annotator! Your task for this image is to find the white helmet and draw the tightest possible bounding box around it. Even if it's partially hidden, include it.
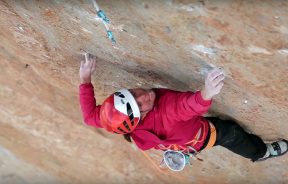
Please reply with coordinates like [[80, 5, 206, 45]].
[[100, 89, 141, 134]]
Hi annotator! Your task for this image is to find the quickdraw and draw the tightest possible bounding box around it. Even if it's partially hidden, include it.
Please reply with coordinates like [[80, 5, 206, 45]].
[[91, 0, 116, 43]]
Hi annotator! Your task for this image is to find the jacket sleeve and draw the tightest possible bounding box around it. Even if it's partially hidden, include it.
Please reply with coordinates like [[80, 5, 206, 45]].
[[79, 83, 103, 128], [165, 90, 212, 122]]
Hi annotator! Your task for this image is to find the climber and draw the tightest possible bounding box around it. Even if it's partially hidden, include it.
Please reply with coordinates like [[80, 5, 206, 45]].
[[79, 53, 288, 165]]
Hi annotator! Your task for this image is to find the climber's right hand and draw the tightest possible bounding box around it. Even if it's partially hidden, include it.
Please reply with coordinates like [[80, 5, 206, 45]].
[[79, 53, 97, 84], [201, 68, 225, 100]]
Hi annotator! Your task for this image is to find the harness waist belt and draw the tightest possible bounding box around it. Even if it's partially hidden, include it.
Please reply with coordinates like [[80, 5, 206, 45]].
[[204, 121, 217, 149]]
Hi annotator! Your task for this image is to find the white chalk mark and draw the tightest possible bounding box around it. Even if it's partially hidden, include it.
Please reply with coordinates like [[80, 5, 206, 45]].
[[278, 49, 288, 55], [179, 5, 194, 12], [17, 26, 24, 32], [153, 84, 168, 88], [92, 17, 102, 22], [81, 27, 93, 34], [247, 45, 272, 55], [177, 4, 206, 16], [111, 24, 125, 31], [190, 44, 217, 59]]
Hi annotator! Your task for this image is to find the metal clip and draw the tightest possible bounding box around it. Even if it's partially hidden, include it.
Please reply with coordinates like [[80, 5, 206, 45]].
[[107, 30, 116, 43], [97, 10, 110, 23]]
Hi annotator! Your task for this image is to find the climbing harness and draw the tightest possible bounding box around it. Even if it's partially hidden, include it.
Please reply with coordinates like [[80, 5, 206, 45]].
[[205, 121, 217, 149], [158, 121, 216, 172], [91, 0, 116, 43]]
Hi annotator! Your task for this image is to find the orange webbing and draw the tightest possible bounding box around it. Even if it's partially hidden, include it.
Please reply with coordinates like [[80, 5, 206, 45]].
[[185, 121, 207, 146], [204, 122, 217, 149], [141, 150, 165, 174]]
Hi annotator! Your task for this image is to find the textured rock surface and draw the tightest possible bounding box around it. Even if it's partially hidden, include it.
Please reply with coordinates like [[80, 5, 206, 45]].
[[0, 0, 287, 183]]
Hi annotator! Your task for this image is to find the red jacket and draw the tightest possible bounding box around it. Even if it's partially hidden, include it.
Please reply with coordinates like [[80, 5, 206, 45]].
[[79, 83, 212, 152]]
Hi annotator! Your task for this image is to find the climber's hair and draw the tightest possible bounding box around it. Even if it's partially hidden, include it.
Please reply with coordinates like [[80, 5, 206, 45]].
[[123, 133, 132, 143]]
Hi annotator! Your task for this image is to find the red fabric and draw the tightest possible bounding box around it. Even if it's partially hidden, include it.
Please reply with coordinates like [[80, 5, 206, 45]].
[[79, 83, 212, 151], [79, 83, 102, 128]]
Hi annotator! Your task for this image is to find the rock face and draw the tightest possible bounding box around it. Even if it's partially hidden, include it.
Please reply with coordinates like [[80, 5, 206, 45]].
[[0, 0, 287, 183]]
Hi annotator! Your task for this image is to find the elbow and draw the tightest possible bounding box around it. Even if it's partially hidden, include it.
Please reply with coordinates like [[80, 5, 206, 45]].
[[83, 116, 93, 126], [82, 115, 102, 128], [82, 118, 89, 126]]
